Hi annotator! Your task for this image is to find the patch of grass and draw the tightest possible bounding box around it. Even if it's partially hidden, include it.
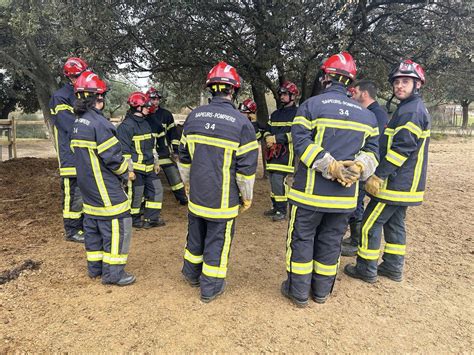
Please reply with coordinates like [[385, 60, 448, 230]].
[[431, 132, 448, 140], [16, 124, 48, 139]]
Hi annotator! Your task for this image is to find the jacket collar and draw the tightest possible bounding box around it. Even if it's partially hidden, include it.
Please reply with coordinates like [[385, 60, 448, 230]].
[[211, 96, 236, 109], [323, 83, 347, 95]]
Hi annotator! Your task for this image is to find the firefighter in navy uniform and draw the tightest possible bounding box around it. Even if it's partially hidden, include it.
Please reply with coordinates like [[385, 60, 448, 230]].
[[49, 57, 88, 243], [239, 98, 262, 141], [147, 87, 188, 205], [178, 61, 258, 303], [70, 71, 135, 286], [344, 60, 431, 283], [341, 80, 389, 256], [117, 92, 165, 229], [281, 52, 380, 307], [263, 81, 299, 222]]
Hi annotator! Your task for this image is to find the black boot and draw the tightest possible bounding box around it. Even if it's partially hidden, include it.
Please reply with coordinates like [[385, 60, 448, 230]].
[[65, 230, 85, 243], [341, 222, 361, 257]]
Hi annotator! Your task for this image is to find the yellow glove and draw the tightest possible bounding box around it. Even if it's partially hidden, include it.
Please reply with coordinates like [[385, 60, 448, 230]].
[[240, 199, 252, 213], [154, 163, 161, 174], [265, 135, 276, 148], [128, 171, 136, 181], [337, 161, 365, 187], [365, 175, 384, 196], [327, 160, 346, 181], [184, 182, 190, 197]]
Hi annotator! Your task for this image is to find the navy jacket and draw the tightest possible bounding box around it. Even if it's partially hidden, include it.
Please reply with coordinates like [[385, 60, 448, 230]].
[[49, 83, 77, 177], [179, 97, 258, 221], [371, 94, 431, 206], [367, 101, 389, 146], [290, 84, 380, 213], [70, 108, 129, 219]]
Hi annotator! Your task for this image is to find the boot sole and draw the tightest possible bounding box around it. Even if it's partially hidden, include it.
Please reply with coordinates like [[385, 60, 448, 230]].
[[378, 269, 403, 282], [343, 265, 377, 284], [201, 289, 224, 303]]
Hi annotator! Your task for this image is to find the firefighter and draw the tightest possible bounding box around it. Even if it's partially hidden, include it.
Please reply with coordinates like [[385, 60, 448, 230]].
[[263, 81, 299, 222], [281, 52, 380, 307], [178, 61, 258, 303], [49, 57, 88, 243], [341, 80, 389, 256], [239, 98, 262, 140], [117, 92, 165, 229], [70, 71, 135, 286], [344, 60, 431, 283], [147, 87, 188, 205]]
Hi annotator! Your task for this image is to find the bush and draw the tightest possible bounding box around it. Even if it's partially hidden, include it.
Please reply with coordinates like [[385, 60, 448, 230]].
[[16, 124, 48, 139]]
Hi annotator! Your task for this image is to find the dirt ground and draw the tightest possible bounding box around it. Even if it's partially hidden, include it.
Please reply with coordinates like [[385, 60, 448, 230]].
[[0, 137, 472, 352]]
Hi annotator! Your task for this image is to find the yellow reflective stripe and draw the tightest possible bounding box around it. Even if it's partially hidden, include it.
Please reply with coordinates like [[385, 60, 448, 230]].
[[288, 188, 357, 209], [411, 138, 427, 192], [180, 134, 187, 145], [218, 219, 233, 276], [313, 260, 338, 276], [63, 211, 82, 219], [360, 202, 385, 251], [300, 143, 323, 167], [287, 260, 313, 275], [145, 201, 162, 209], [286, 132, 292, 143], [111, 219, 120, 255], [97, 136, 119, 154], [188, 142, 195, 159], [293, 115, 312, 130], [305, 127, 324, 193], [186, 134, 239, 150], [89, 149, 112, 206], [202, 262, 227, 278], [315, 118, 378, 136], [188, 200, 238, 219], [184, 249, 203, 264], [167, 122, 176, 129], [152, 132, 166, 138], [171, 182, 184, 191], [386, 148, 408, 167], [63, 177, 71, 217], [134, 140, 144, 164], [112, 159, 128, 175], [269, 121, 293, 127], [86, 251, 103, 261], [53, 126, 60, 162], [103, 252, 128, 265], [273, 195, 288, 202], [52, 104, 73, 115], [171, 139, 180, 146], [159, 158, 174, 165], [71, 139, 97, 149], [375, 188, 424, 203], [236, 173, 255, 181], [132, 133, 153, 141], [60, 167, 77, 176], [396, 122, 422, 138], [221, 148, 232, 209], [123, 154, 132, 159], [133, 163, 154, 172], [285, 206, 297, 274], [179, 162, 191, 168], [130, 208, 141, 215], [83, 200, 130, 217], [236, 140, 258, 156], [384, 243, 406, 255], [357, 247, 380, 260], [288, 142, 294, 169], [266, 163, 294, 173]]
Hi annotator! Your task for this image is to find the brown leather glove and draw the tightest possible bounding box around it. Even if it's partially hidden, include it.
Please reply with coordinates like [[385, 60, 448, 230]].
[[365, 175, 384, 196], [154, 162, 161, 174], [265, 135, 276, 148], [128, 171, 136, 181], [240, 199, 252, 213], [338, 161, 365, 187], [327, 160, 346, 182]]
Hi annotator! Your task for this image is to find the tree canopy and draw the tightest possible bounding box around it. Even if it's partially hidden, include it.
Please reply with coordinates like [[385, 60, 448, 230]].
[[0, 0, 472, 125]]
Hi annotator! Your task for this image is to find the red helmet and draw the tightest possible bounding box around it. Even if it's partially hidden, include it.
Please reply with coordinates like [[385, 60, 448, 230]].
[[63, 57, 88, 77], [239, 98, 257, 113], [146, 87, 162, 99], [127, 92, 151, 108], [278, 81, 299, 96], [389, 59, 426, 84], [74, 71, 107, 94], [206, 61, 241, 88], [321, 52, 357, 81]]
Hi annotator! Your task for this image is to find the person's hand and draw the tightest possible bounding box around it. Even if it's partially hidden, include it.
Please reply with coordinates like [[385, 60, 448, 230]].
[[240, 199, 252, 213], [265, 135, 276, 148], [128, 171, 136, 181], [154, 163, 161, 174], [365, 175, 384, 196], [184, 182, 190, 197], [337, 161, 365, 187]]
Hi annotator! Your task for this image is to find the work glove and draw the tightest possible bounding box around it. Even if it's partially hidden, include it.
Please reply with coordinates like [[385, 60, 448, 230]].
[[327, 160, 347, 182], [171, 153, 179, 163], [128, 171, 136, 181], [337, 161, 365, 187], [184, 182, 190, 197], [154, 162, 161, 174], [240, 199, 252, 213], [265, 135, 276, 148], [365, 175, 384, 196]]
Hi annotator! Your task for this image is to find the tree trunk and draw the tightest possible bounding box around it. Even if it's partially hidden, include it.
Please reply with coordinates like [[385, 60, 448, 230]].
[[251, 81, 269, 128], [461, 99, 470, 129]]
